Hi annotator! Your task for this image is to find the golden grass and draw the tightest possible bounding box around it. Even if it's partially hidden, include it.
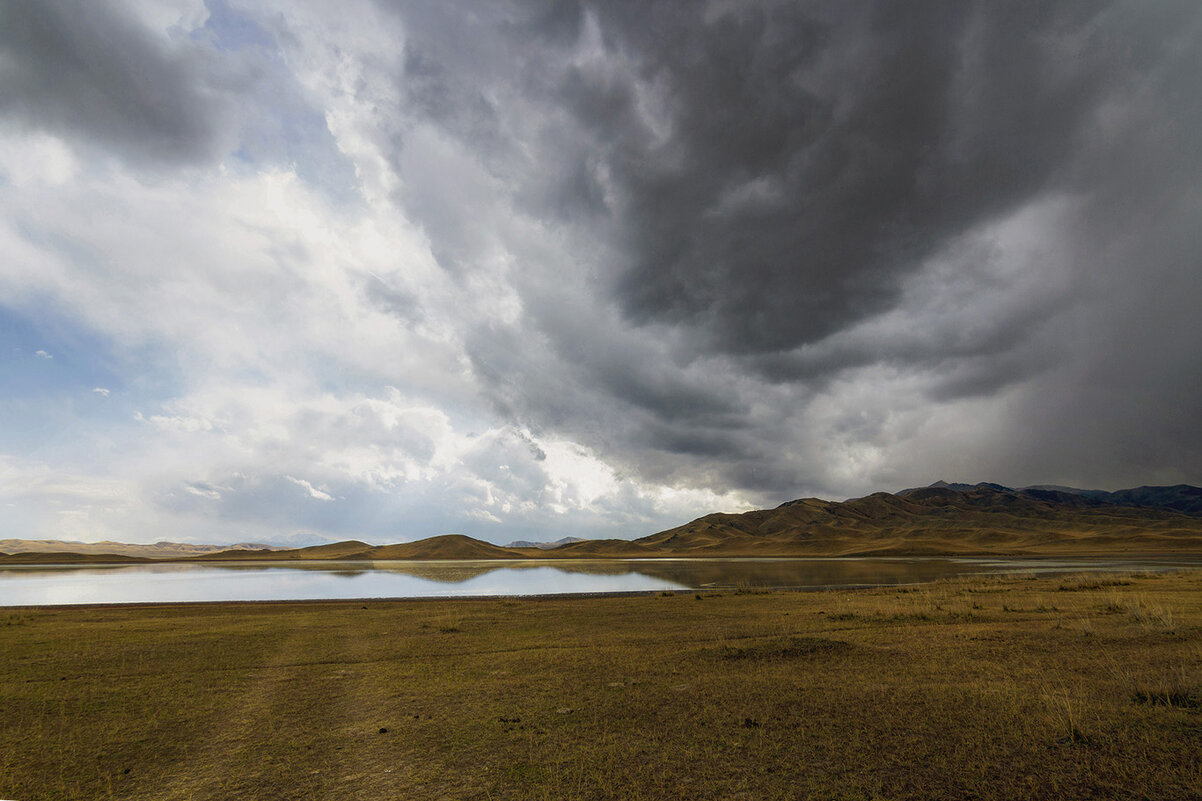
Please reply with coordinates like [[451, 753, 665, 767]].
[[1, 571, 1201, 800]]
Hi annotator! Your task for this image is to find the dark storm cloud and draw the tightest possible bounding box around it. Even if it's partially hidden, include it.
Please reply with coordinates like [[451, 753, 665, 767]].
[[583, 2, 1123, 355], [387, 1, 1125, 342], [378, 0, 1202, 498], [0, 1, 246, 164]]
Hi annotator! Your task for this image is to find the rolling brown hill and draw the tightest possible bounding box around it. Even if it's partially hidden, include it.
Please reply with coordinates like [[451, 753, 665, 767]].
[[629, 484, 1202, 556], [543, 538, 658, 557], [7, 483, 1202, 564], [195, 540, 374, 561], [194, 535, 528, 562], [0, 539, 284, 559], [364, 535, 524, 560]]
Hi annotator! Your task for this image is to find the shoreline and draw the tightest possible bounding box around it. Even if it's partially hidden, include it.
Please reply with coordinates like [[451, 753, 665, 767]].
[[4, 561, 1201, 611], [6, 549, 1202, 567]]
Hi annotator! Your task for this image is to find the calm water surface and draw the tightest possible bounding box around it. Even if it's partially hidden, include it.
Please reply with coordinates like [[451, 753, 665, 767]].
[[2, 556, 1200, 606]]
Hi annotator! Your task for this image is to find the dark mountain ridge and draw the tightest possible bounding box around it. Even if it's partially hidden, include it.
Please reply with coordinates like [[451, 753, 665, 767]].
[[898, 481, 1202, 517], [633, 482, 1202, 556], [4, 482, 1201, 564], [505, 537, 589, 549]]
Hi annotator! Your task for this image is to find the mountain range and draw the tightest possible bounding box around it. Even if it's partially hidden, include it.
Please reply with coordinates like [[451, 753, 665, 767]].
[[626, 481, 1202, 557], [3, 482, 1202, 563], [0, 540, 285, 559], [901, 481, 1202, 516], [504, 537, 589, 549]]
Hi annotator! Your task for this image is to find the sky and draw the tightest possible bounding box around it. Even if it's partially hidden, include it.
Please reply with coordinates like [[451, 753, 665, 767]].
[[1, 1, 1200, 547]]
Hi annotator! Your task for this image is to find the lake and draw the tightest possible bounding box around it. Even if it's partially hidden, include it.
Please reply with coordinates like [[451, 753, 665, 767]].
[[2, 555, 1200, 606]]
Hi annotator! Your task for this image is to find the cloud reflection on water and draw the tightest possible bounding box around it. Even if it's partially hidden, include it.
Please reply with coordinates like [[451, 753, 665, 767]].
[[1, 556, 1199, 606]]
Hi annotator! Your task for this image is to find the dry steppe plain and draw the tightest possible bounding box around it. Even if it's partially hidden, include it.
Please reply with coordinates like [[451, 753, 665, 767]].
[[2, 569, 1201, 800]]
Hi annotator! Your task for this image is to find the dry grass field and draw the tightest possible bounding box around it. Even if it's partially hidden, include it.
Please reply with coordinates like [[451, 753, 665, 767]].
[[2, 570, 1201, 800]]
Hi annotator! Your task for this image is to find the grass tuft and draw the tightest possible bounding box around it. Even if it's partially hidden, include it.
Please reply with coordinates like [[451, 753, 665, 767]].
[[716, 636, 851, 661], [1057, 573, 1135, 592], [1132, 688, 1202, 709], [1127, 596, 1177, 633]]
